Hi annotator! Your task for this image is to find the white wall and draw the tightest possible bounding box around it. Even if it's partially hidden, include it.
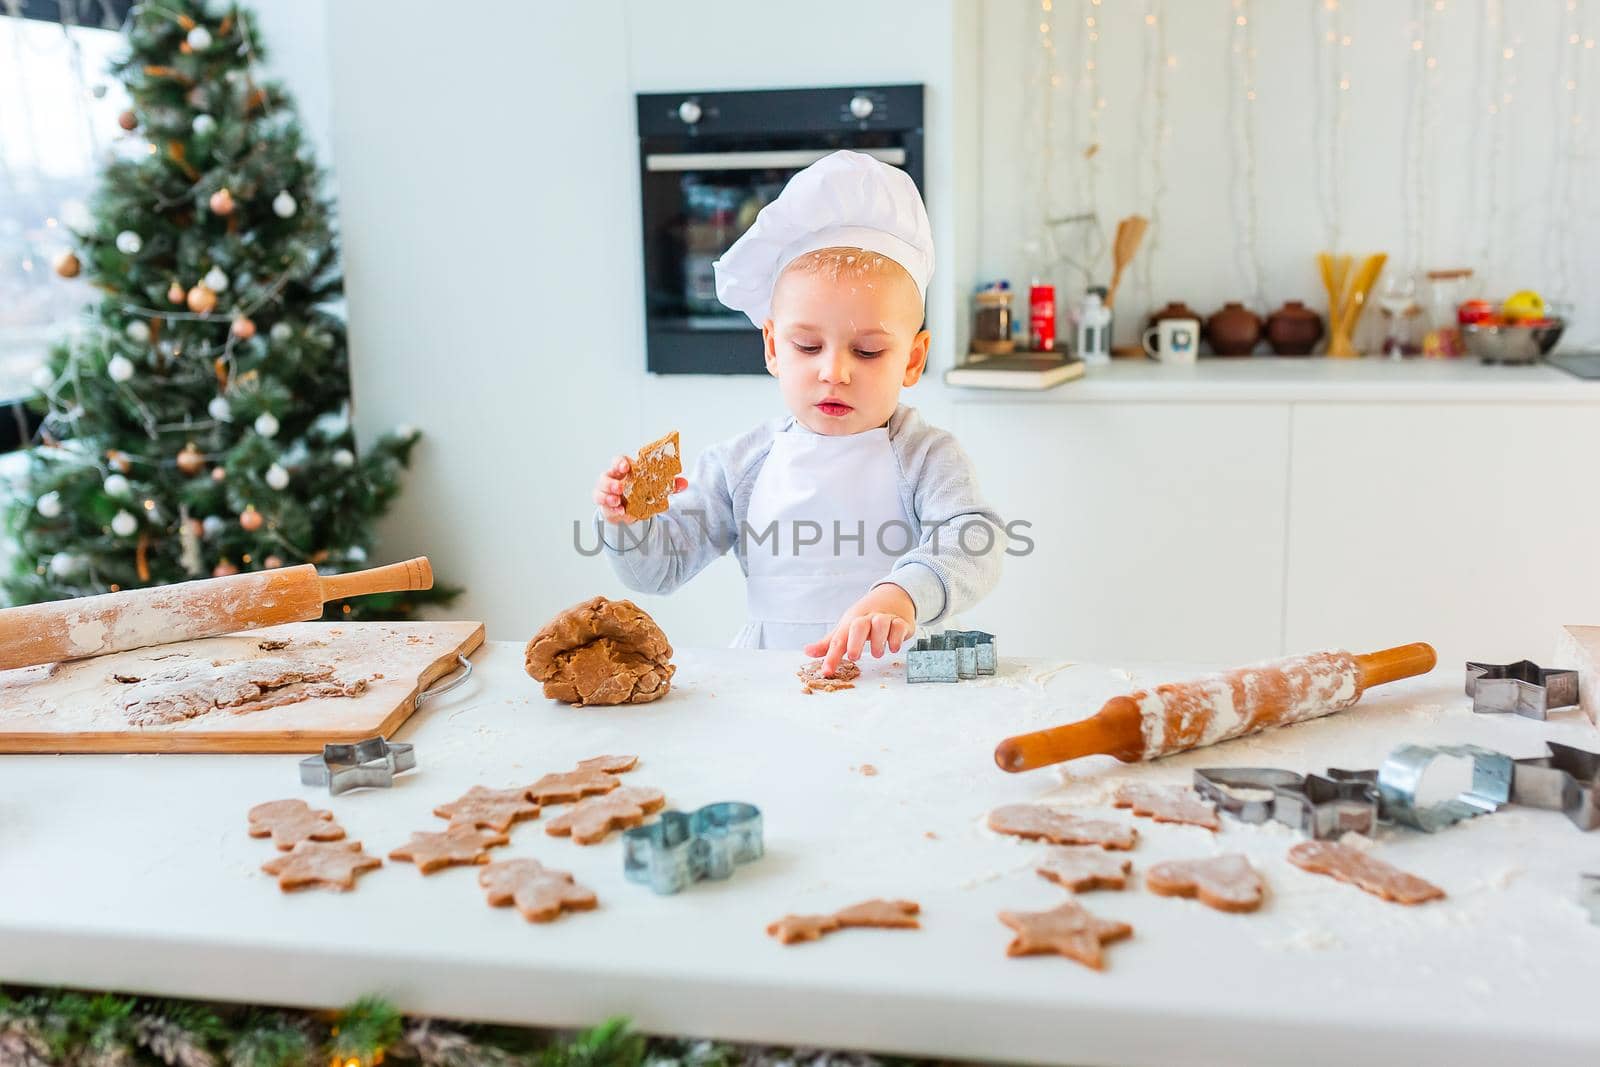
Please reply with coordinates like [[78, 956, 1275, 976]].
[[318, 1, 978, 646], [979, 0, 1600, 350]]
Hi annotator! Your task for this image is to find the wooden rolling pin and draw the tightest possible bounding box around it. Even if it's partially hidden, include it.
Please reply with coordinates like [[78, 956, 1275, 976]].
[[995, 643, 1436, 773], [0, 557, 433, 671]]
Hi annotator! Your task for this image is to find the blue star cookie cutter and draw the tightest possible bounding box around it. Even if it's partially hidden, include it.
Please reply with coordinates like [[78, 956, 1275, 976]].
[[622, 801, 763, 895], [907, 630, 996, 683]]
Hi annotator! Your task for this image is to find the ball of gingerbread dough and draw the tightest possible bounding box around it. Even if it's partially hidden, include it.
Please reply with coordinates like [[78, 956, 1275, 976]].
[[525, 596, 675, 706]]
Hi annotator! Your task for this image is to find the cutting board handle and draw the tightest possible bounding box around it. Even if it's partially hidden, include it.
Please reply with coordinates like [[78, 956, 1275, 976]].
[[319, 557, 434, 603]]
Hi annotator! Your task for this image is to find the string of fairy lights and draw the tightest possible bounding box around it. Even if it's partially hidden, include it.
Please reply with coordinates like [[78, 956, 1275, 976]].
[[1016, 0, 1595, 343]]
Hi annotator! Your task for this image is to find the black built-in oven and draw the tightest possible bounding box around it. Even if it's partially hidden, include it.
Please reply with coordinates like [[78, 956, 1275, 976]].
[[636, 84, 925, 375]]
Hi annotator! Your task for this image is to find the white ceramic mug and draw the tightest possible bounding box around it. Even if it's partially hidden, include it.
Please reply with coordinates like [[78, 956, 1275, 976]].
[[1143, 318, 1200, 363]]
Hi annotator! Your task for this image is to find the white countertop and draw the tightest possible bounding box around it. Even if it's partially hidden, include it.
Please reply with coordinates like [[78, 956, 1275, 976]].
[[5, 642, 1600, 1066], [947, 356, 1600, 403]]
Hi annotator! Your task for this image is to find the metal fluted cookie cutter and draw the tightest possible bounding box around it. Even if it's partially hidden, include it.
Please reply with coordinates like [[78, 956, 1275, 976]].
[[1193, 767, 1379, 839], [1511, 741, 1600, 830], [1465, 659, 1579, 719], [299, 736, 416, 796], [1368, 743, 1514, 832], [622, 802, 764, 895], [906, 630, 996, 683]]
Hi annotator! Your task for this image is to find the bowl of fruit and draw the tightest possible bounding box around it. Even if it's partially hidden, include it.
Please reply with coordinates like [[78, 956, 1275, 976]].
[[1460, 290, 1565, 364]]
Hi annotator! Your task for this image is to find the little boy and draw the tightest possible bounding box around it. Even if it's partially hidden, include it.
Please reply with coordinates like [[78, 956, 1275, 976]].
[[593, 150, 1002, 675]]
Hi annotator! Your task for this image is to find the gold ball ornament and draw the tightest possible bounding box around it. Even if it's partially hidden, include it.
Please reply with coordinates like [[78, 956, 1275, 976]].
[[168, 280, 187, 304], [107, 449, 132, 474], [117, 109, 137, 131], [210, 466, 227, 484], [230, 316, 256, 339], [239, 506, 263, 532], [208, 188, 235, 216], [263, 555, 284, 569], [176, 443, 206, 475], [53, 251, 81, 278], [186, 284, 217, 314], [212, 559, 239, 578]]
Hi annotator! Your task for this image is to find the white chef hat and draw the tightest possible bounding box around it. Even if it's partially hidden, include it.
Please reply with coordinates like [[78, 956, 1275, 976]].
[[713, 149, 934, 327]]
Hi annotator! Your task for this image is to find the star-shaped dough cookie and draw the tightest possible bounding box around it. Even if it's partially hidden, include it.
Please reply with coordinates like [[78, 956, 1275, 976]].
[[389, 825, 509, 873], [261, 840, 381, 891], [998, 900, 1133, 970], [525, 767, 621, 804], [479, 859, 598, 922], [433, 785, 542, 832], [544, 786, 666, 844]]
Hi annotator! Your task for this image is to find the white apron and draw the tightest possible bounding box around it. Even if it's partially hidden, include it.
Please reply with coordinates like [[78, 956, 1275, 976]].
[[733, 426, 913, 650]]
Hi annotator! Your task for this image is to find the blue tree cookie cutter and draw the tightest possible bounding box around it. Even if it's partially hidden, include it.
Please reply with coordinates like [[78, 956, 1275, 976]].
[[906, 630, 996, 683], [622, 801, 763, 895]]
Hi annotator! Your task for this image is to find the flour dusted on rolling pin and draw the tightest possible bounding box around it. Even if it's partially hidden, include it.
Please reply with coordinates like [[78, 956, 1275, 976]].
[[1133, 650, 1361, 759]]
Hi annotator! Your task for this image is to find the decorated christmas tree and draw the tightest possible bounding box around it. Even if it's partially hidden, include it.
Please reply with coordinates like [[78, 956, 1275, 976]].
[[4, 0, 455, 619]]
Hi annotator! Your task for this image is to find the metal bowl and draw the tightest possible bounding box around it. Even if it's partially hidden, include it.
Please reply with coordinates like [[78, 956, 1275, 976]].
[[1463, 318, 1566, 364]]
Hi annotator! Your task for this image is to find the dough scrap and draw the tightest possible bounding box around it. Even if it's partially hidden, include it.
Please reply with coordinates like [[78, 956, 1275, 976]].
[[118, 658, 367, 726], [525, 597, 674, 706], [622, 429, 682, 521], [798, 659, 860, 694], [767, 898, 922, 945]]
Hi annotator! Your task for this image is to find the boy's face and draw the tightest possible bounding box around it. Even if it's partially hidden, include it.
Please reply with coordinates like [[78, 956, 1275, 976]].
[[761, 255, 931, 436]]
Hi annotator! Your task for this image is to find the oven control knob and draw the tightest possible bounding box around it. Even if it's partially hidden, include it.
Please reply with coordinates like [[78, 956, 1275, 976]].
[[849, 94, 875, 120], [677, 100, 703, 125]]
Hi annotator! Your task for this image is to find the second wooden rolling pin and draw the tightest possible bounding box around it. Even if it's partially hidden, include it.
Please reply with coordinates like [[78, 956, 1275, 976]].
[[0, 557, 434, 671], [994, 643, 1437, 773]]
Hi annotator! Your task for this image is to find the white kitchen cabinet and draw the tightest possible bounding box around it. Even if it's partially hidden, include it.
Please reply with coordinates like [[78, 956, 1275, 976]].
[[951, 401, 1290, 662], [1284, 402, 1600, 671]]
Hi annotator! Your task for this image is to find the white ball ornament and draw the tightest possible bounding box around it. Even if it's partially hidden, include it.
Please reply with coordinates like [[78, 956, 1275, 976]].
[[35, 491, 62, 518], [202, 515, 226, 538], [269, 322, 293, 343], [203, 266, 229, 293], [395, 423, 418, 440], [208, 396, 233, 421], [265, 463, 290, 490], [107, 355, 135, 382], [49, 552, 81, 578], [115, 230, 142, 255], [125, 320, 150, 343], [186, 26, 212, 50], [254, 412, 279, 438], [111, 510, 138, 537], [332, 448, 355, 469], [346, 545, 368, 563], [103, 473, 130, 497], [192, 113, 217, 136], [61, 199, 92, 232], [31, 365, 55, 392], [272, 191, 297, 218]]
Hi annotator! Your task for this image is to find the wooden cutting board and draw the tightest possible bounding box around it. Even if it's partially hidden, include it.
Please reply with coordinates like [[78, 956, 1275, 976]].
[[0, 620, 485, 753]]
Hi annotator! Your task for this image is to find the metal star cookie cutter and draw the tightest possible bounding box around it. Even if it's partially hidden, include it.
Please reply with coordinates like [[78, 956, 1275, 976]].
[[299, 736, 417, 796], [1465, 659, 1579, 719], [1510, 741, 1600, 831], [906, 630, 996, 683], [1192, 767, 1379, 839], [1370, 743, 1514, 833], [622, 801, 763, 895]]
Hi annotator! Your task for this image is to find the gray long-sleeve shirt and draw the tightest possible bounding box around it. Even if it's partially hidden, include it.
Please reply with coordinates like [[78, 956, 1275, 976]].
[[598, 405, 1004, 640]]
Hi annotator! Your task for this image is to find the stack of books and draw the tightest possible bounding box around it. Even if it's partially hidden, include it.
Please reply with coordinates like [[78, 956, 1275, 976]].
[[943, 347, 1085, 390]]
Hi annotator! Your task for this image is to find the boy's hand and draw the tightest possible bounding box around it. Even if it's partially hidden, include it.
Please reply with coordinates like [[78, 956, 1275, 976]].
[[594, 454, 687, 524], [803, 583, 917, 677]]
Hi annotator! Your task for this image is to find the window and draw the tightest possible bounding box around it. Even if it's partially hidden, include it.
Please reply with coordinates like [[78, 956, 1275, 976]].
[[0, 5, 131, 407]]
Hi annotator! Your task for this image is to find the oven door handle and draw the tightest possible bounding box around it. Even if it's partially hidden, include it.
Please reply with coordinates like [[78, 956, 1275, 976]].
[[644, 146, 907, 173]]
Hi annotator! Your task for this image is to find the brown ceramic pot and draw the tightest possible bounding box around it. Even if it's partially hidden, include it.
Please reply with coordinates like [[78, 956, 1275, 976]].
[[1147, 301, 1204, 331], [1205, 303, 1263, 356], [1265, 300, 1325, 356]]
